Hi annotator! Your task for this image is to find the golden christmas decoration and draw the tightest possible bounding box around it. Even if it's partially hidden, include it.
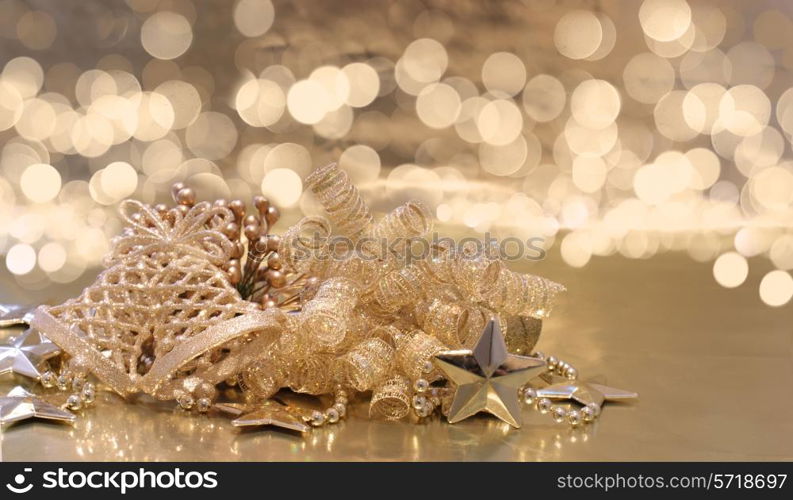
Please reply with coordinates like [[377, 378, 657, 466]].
[[0, 304, 35, 328], [433, 319, 546, 428], [21, 162, 584, 430], [225, 400, 310, 433], [0, 386, 76, 428], [536, 380, 639, 408], [0, 328, 61, 380]]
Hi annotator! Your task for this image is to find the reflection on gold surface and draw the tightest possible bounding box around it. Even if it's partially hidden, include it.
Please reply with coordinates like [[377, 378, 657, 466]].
[[0, 381, 602, 461], [2, 251, 792, 461]]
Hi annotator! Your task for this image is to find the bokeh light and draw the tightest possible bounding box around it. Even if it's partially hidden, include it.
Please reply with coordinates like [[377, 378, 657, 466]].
[[0, 0, 788, 308], [759, 270, 793, 306], [141, 12, 193, 60], [713, 252, 748, 288]]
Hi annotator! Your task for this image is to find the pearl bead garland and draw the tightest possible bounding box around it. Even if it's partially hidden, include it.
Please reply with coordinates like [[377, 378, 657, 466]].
[[303, 388, 350, 428], [39, 349, 603, 430], [41, 369, 98, 412], [521, 352, 602, 428]]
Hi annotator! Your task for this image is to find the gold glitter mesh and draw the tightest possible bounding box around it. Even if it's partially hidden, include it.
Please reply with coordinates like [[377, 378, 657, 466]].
[[417, 298, 470, 348], [370, 266, 424, 312], [395, 330, 445, 381], [336, 337, 395, 391], [369, 375, 411, 420], [299, 277, 359, 351], [287, 353, 337, 395], [365, 201, 432, 259], [278, 216, 333, 274], [484, 267, 566, 319], [239, 358, 284, 400], [305, 162, 373, 240], [31, 200, 277, 399]]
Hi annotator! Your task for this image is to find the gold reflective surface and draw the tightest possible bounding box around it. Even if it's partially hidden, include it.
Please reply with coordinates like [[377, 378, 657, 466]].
[[2, 253, 791, 461]]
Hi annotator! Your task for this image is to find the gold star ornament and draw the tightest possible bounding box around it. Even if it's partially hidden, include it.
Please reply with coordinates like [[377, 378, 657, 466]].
[[0, 329, 61, 380], [536, 380, 638, 408], [0, 304, 35, 327], [0, 386, 76, 429], [434, 319, 546, 428], [218, 400, 310, 432]]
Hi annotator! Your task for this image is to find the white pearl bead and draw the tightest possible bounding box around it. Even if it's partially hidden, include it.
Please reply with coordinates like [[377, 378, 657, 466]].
[[414, 378, 429, 393], [537, 398, 552, 414], [325, 408, 340, 423], [415, 404, 432, 418], [523, 387, 537, 405], [41, 371, 56, 388], [552, 406, 567, 423], [71, 377, 85, 391], [333, 402, 346, 418], [177, 394, 194, 410], [81, 387, 96, 404], [196, 397, 212, 413], [310, 410, 326, 426], [57, 374, 70, 390], [66, 394, 82, 410], [567, 410, 582, 427]]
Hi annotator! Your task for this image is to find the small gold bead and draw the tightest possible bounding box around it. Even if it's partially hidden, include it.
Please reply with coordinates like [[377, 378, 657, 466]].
[[266, 234, 281, 252], [264, 206, 280, 225], [176, 187, 196, 206], [253, 196, 269, 214], [222, 222, 240, 239], [266, 269, 286, 288], [231, 241, 245, 259], [267, 253, 283, 270], [244, 224, 259, 241], [228, 199, 245, 220], [170, 182, 186, 201], [254, 236, 269, 253], [228, 266, 242, 285], [66, 394, 82, 410]]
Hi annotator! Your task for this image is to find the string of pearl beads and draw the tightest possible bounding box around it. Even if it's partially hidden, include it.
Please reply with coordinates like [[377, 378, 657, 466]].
[[40, 369, 97, 411], [523, 352, 600, 427], [305, 388, 349, 427]]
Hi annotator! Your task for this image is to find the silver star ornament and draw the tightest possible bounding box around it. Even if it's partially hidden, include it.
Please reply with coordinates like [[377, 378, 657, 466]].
[[217, 401, 310, 432], [434, 318, 546, 428], [0, 329, 61, 380], [0, 304, 35, 327], [536, 380, 638, 408], [0, 386, 76, 428]]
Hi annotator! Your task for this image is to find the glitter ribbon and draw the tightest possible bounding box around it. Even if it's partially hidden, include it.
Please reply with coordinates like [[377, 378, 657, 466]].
[[32, 162, 566, 418]]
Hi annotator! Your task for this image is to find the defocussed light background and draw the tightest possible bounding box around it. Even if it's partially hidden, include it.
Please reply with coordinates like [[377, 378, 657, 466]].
[[0, 0, 792, 306]]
